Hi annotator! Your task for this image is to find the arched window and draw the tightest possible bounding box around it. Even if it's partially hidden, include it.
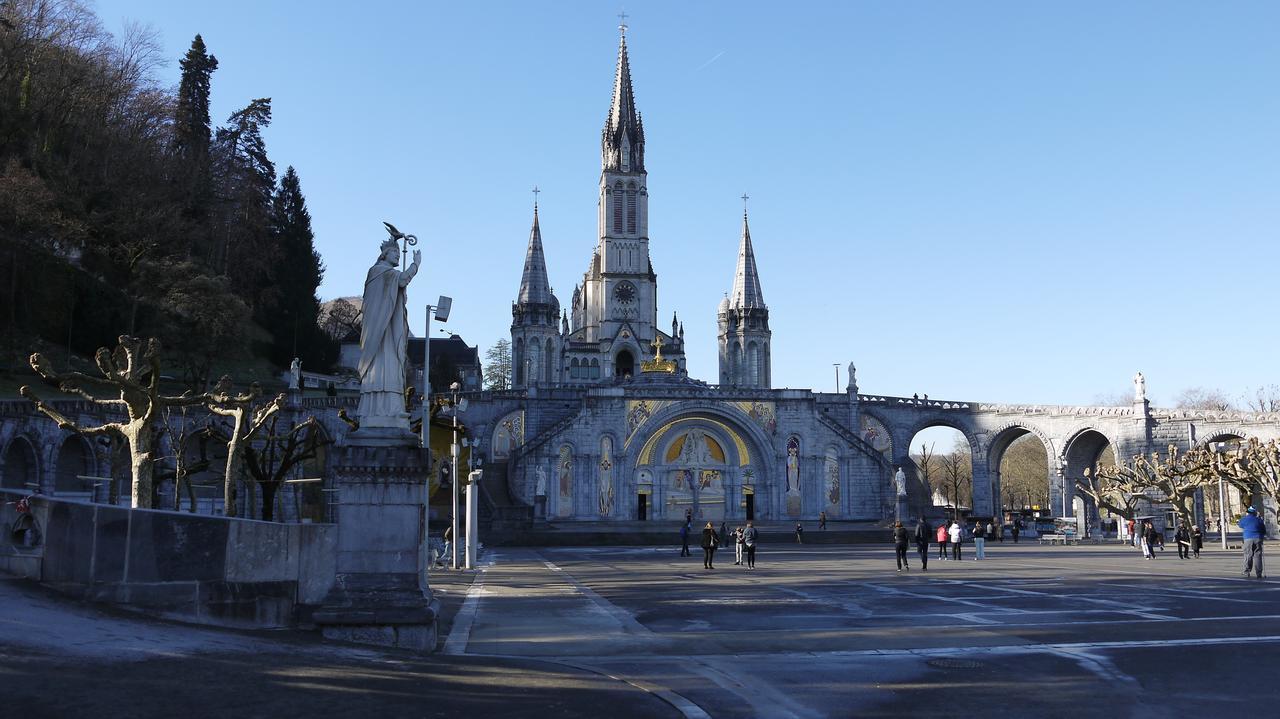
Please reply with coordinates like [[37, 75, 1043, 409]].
[[514, 338, 524, 385], [747, 342, 759, 387], [590, 358, 601, 379], [626, 186, 637, 234], [570, 358, 580, 379], [544, 340, 554, 383], [612, 183, 624, 233]]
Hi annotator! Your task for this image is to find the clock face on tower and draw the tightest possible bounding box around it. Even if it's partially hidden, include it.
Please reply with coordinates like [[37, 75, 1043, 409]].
[[613, 281, 637, 305]]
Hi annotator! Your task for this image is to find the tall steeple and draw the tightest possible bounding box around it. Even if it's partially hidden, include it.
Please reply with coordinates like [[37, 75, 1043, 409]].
[[517, 203, 552, 304], [602, 24, 644, 173], [718, 197, 771, 388], [730, 209, 765, 309]]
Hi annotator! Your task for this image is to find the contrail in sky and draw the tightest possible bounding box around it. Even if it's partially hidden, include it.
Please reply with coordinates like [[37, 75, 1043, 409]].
[[694, 50, 725, 72]]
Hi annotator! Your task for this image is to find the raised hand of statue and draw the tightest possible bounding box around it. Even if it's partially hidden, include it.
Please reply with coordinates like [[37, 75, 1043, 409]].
[[412, 249, 422, 267]]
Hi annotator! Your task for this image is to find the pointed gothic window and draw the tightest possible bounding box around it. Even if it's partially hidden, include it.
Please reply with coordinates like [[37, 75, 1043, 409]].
[[626, 189, 637, 234], [613, 183, 624, 233]]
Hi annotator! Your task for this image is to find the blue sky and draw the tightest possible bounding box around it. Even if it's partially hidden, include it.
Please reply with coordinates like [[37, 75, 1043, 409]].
[[98, 1, 1279, 407]]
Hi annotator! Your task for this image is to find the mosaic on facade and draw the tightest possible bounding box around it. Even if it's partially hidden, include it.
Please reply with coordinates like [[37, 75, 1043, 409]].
[[785, 435, 802, 518], [598, 436, 614, 518], [556, 444, 573, 518], [491, 411, 525, 460]]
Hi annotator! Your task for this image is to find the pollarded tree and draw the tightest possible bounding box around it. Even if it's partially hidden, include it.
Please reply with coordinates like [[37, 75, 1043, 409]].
[[20, 336, 208, 508], [1076, 467, 1149, 523], [1203, 438, 1280, 523], [1094, 446, 1214, 528], [203, 375, 285, 517]]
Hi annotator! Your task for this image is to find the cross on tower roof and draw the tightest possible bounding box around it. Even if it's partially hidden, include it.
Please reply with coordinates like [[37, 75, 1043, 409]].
[[532, 185, 540, 209], [650, 334, 664, 359], [741, 193, 750, 215], [618, 10, 629, 34]]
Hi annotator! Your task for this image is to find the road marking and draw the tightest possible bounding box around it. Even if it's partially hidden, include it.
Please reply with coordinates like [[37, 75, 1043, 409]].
[[440, 554, 496, 655], [539, 556, 654, 636]]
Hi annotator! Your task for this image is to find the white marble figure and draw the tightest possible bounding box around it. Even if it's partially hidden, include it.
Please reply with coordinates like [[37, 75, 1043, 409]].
[[1133, 372, 1146, 403], [356, 236, 421, 429], [847, 362, 858, 393], [290, 358, 301, 390], [679, 429, 713, 466], [535, 466, 547, 497], [894, 467, 907, 498]]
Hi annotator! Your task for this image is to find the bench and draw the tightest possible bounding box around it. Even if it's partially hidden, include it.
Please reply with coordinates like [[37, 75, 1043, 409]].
[[1038, 534, 1077, 545]]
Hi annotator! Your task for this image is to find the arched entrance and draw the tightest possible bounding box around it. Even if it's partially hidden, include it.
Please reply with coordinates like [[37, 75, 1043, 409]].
[[986, 425, 1052, 520], [1062, 429, 1118, 536], [631, 409, 770, 522], [54, 436, 93, 494], [1, 437, 38, 491], [904, 423, 981, 519], [615, 350, 635, 379]]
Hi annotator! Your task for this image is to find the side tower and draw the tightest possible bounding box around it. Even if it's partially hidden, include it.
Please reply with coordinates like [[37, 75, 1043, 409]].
[[511, 203, 561, 387], [717, 206, 771, 388]]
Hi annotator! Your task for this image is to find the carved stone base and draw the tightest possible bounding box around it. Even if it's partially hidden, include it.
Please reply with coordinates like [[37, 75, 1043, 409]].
[[786, 491, 802, 518], [313, 436, 437, 652]]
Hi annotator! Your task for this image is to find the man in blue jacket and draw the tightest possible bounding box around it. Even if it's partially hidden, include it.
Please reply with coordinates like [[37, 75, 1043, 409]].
[[1238, 506, 1267, 579]]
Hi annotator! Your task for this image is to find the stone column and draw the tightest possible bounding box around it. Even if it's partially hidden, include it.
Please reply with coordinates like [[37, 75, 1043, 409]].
[[313, 434, 439, 652]]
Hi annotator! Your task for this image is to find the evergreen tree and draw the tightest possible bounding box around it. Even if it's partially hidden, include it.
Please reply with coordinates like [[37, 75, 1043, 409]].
[[212, 98, 278, 312], [174, 35, 218, 167], [268, 166, 328, 368]]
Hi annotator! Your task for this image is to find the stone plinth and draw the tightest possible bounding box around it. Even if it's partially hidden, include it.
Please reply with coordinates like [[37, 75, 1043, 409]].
[[313, 435, 440, 652]]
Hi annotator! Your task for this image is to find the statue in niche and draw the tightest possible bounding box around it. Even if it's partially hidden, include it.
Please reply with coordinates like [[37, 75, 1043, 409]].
[[535, 466, 547, 497], [785, 438, 800, 493], [356, 231, 420, 429], [680, 429, 714, 466]]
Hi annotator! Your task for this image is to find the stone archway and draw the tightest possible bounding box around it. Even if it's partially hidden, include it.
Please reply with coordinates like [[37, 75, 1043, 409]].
[[986, 423, 1055, 517], [53, 435, 94, 494], [630, 405, 775, 522], [1061, 428, 1118, 532], [1, 436, 39, 491], [616, 349, 635, 379]]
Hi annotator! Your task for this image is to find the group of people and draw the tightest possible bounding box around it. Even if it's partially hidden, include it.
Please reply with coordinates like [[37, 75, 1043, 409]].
[[685, 520, 758, 569], [892, 517, 995, 571], [1126, 517, 1203, 560]]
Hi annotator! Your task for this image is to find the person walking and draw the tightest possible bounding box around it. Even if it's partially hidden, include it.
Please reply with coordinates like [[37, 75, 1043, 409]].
[[973, 519, 987, 560], [744, 521, 758, 569], [992, 519, 1002, 543], [949, 520, 963, 561], [679, 521, 692, 557], [1191, 524, 1204, 558], [1239, 506, 1267, 579], [701, 522, 719, 570], [819, 511, 827, 531], [1140, 520, 1157, 560], [914, 516, 932, 571], [734, 526, 745, 566], [1011, 518, 1021, 544], [936, 521, 950, 560], [1127, 518, 1137, 548], [795, 522, 804, 544], [1175, 524, 1191, 559], [720, 521, 729, 549], [893, 520, 910, 572], [440, 522, 453, 568]]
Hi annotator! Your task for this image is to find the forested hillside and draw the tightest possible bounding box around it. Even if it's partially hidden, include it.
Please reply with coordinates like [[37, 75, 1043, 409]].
[[0, 0, 330, 390]]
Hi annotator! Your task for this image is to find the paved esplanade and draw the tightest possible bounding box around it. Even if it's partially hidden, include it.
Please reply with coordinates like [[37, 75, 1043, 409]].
[[447, 543, 1280, 716]]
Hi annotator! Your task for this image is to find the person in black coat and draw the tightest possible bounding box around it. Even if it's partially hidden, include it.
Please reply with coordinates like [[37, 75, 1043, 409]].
[[701, 522, 720, 569], [914, 517, 932, 571], [893, 520, 910, 572], [1190, 524, 1204, 558], [1174, 524, 1191, 559]]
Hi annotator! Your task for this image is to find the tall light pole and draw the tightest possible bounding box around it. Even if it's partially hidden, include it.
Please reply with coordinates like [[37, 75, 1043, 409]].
[[449, 381, 465, 569], [833, 363, 840, 393], [421, 297, 451, 576]]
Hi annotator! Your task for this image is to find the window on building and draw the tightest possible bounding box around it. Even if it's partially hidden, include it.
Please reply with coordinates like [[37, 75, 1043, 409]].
[[626, 190, 637, 234], [613, 183, 624, 233]]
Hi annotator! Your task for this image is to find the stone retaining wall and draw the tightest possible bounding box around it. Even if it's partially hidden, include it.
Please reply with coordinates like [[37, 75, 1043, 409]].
[[0, 489, 336, 629]]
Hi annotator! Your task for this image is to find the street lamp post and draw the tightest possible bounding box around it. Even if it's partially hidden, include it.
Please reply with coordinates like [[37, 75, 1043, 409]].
[[449, 381, 463, 569], [833, 363, 840, 393]]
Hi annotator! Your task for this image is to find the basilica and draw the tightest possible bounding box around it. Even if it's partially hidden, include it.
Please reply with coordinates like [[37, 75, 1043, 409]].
[[461, 27, 901, 525]]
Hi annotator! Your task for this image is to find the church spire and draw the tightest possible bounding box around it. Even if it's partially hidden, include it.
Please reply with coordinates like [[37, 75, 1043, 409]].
[[517, 203, 553, 305], [602, 23, 644, 173], [731, 204, 765, 309]]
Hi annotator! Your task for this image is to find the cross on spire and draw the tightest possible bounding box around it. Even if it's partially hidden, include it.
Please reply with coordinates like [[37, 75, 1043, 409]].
[[532, 185, 540, 210], [741, 193, 750, 216], [618, 10, 629, 35]]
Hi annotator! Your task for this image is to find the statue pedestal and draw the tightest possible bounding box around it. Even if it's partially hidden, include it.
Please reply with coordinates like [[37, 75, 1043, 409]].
[[313, 436, 439, 652], [896, 496, 910, 523], [534, 495, 547, 521]]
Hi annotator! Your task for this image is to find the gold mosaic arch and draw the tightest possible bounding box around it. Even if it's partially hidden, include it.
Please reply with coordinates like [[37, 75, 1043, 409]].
[[635, 417, 752, 467]]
